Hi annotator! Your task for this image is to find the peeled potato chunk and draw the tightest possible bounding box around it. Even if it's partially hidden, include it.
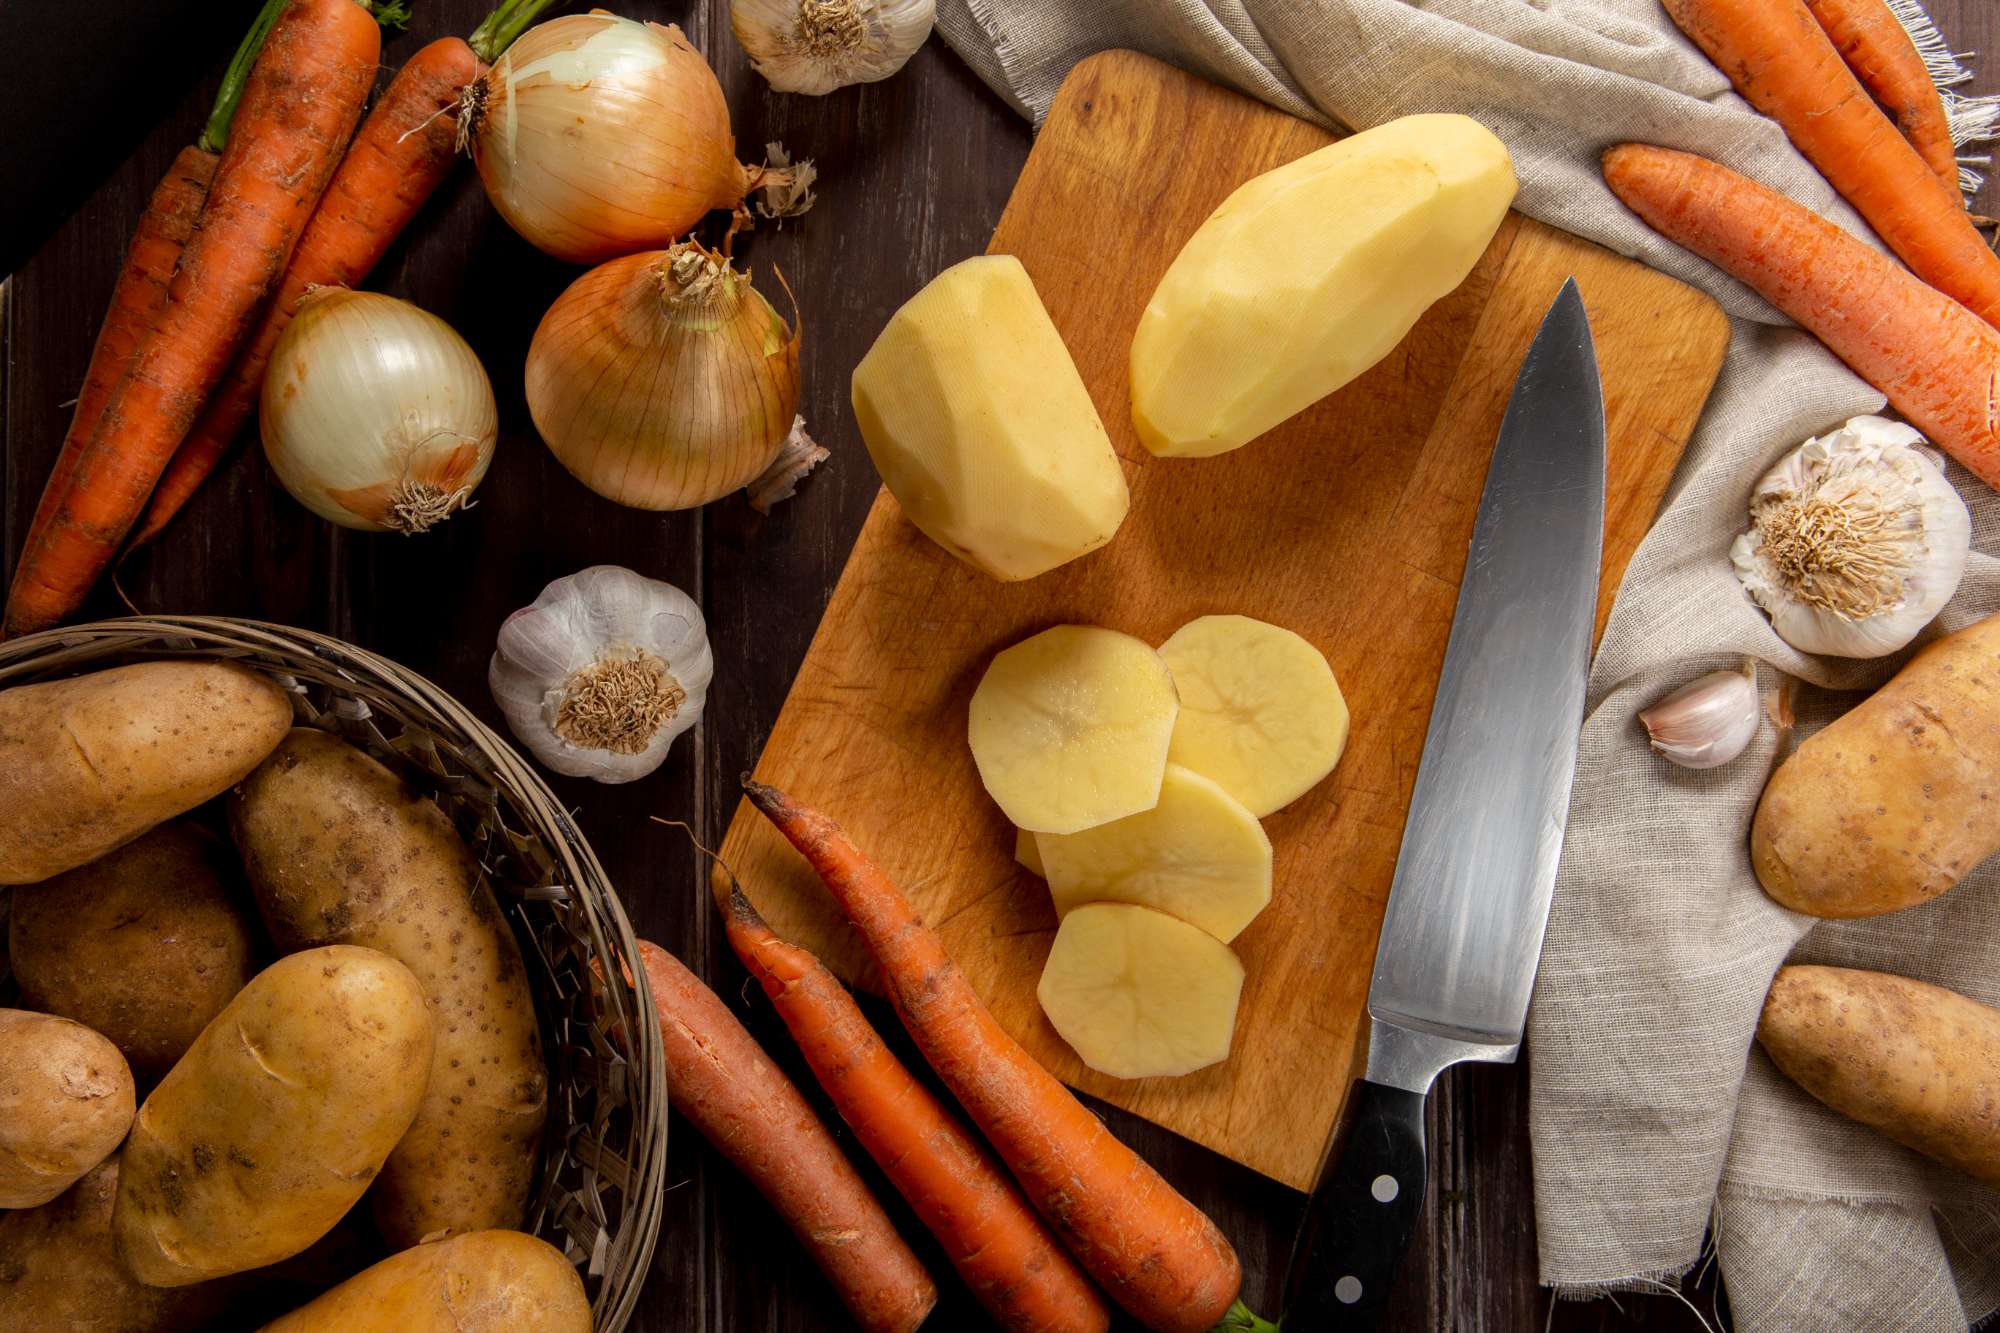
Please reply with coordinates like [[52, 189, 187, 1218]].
[[852, 255, 1130, 581], [1038, 765, 1271, 942], [1131, 114, 1517, 457], [1158, 615, 1350, 817], [1037, 903, 1245, 1080], [968, 626, 1179, 834], [1014, 827, 1045, 878]]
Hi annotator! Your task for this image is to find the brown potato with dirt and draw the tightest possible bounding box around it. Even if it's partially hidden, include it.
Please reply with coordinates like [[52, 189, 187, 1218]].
[[257, 1229, 591, 1332], [1758, 964, 2000, 1187], [229, 729, 548, 1248], [0, 659, 292, 884], [0, 1009, 135, 1208], [10, 821, 259, 1080], [113, 946, 433, 1286], [1751, 614, 2000, 917], [0, 1157, 236, 1331]]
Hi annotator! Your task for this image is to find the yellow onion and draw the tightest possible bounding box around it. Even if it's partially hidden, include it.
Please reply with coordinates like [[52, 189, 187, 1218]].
[[260, 288, 497, 533], [525, 241, 805, 510], [463, 12, 814, 263]]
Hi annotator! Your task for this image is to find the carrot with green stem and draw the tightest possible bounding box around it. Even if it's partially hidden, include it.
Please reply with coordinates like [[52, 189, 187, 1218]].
[[633, 939, 938, 1333], [4, 0, 383, 637], [740, 778, 1243, 1333], [706, 859, 1113, 1333], [1604, 143, 2000, 487], [1661, 0, 2000, 327], [128, 0, 569, 552], [1805, 0, 1961, 192], [15, 0, 287, 578]]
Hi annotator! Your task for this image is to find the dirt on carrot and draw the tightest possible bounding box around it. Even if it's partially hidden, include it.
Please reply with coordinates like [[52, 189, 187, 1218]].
[[1805, 0, 1960, 191]]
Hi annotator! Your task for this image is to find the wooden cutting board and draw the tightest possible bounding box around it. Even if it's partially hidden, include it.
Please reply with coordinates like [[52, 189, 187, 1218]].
[[717, 50, 1730, 1191]]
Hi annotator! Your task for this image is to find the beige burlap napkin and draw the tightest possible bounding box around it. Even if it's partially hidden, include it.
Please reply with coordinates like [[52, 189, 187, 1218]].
[[932, 1, 2000, 1327]]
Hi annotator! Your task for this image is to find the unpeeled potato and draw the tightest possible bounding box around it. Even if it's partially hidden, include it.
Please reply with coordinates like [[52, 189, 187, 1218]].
[[0, 1009, 135, 1208], [259, 1230, 590, 1332]]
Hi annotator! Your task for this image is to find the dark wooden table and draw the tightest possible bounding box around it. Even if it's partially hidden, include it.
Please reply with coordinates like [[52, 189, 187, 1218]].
[[4, 3, 1996, 1328]]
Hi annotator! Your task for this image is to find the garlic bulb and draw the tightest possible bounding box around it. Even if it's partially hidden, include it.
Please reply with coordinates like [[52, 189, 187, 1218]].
[[260, 288, 497, 533], [732, 0, 934, 95], [1731, 416, 1970, 658], [1640, 664, 1761, 769], [490, 566, 713, 783]]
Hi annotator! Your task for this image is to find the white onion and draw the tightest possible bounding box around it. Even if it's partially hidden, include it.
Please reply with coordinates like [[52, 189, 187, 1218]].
[[464, 13, 813, 263], [260, 288, 497, 533]]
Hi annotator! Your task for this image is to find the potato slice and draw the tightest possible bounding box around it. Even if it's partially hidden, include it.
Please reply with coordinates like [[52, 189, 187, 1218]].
[[968, 626, 1178, 834], [852, 255, 1130, 581], [1158, 615, 1349, 817], [1014, 827, 1045, 878], [1037, 903, 1245, 1080], [1038, 765, 1271, 942], [1131, 114, 1516, 457]]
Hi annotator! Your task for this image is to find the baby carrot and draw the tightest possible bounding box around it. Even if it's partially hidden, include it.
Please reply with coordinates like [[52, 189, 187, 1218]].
[[741, 778, 1242, 1333], [636, 940, 937, 1333], [1604, 143, 2000, 489], [710, 865, 1112, 1333]]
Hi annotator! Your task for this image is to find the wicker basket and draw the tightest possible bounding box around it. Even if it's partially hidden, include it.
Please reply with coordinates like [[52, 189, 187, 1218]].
[[0, 616, 666, 1330]]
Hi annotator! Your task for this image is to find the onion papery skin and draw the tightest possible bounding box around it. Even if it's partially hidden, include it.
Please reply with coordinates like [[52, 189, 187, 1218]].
[[260, 289, 498, 533], [525, 246, 801, 511], [469, 13, 752, 264]]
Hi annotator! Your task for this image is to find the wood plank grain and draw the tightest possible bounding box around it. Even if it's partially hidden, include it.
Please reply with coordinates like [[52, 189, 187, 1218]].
[[714, 49, 1729, 1193]]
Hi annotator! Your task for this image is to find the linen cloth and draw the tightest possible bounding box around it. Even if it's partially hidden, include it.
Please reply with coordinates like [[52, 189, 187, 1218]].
[[931, 2, 2000, 1327]]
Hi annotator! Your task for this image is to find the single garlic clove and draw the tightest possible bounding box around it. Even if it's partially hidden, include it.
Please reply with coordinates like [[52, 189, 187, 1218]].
[[1640, 666, 1762, 769]]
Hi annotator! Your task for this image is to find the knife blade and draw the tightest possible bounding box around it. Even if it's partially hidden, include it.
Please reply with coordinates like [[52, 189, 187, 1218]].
[[1281, 278, 1605, 1329]]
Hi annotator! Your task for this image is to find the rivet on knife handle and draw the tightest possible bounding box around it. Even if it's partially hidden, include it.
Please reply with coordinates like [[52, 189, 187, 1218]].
[[1281, 1078, 1427, 1329]]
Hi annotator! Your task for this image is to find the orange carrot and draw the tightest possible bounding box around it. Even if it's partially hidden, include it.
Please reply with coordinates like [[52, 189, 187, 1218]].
[[709, 866, 1113, 1333], [128, 37, 480, 550], [634, 940, 938, 1333], [15, 0, 285, 577], [1805, 0, 1960, 191], [130, 0, 568, 548], [1661, 0, 2000, 328], [741, 779, 1242, 1333], [1605, 143, 2000, 488], [4, 0, 380, 637]]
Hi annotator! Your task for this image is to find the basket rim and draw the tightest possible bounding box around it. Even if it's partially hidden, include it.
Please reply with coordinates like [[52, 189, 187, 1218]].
[[0, 614, 668, 1330]]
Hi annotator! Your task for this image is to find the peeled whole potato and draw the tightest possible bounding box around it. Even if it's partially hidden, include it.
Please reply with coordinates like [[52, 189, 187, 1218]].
[[1758, 965, 2000, 1188], [1038, 764, 1272, 942], [230, 729, 549, 1248], [0, 659, 293, 884], [1131, 114, 1518, 457], [0, 1009, 136, 1208], [1158, 615, 1349, 817], [1037, 903, 1246, 1080], [259, 1230, 591, 1333], [968, 625, 1179, 834], [852, 254, 1130, 581], [0, 1158, 236, 1332], [1752, 613, 2000, 917], [10, 821, 259, 1080], [114, 946, 434, 1286]]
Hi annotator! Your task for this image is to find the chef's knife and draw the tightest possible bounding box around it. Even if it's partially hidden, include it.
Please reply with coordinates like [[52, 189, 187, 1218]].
[[1281, 279, 1605, 1329]]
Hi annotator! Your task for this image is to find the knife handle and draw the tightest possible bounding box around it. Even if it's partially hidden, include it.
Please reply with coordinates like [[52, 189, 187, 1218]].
[[1281, 1078, 1428, 1330]]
